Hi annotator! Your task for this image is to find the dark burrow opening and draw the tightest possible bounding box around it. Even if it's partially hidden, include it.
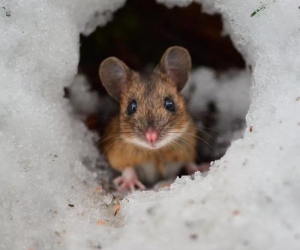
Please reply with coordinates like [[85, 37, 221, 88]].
[[67, 0, 249, 193]]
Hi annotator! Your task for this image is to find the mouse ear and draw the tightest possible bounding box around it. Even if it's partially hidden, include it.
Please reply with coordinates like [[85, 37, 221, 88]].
[[99, 57, 130, 102], [159, 46, 192, 91]]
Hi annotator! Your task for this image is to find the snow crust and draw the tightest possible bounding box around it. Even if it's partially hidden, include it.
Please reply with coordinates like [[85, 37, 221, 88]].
[[0, 0, 125, 249], [183, 68, 251, 158], [1, 0, 300, 250], [68, 75, 101, 115]]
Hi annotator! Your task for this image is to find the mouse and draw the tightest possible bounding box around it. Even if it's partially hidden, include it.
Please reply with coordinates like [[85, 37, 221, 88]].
[[99, 46, 200, 192]]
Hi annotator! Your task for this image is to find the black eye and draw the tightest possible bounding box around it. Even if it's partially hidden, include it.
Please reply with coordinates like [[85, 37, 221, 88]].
[[164, 98, 175, 112], [127, 100, 137, 115]]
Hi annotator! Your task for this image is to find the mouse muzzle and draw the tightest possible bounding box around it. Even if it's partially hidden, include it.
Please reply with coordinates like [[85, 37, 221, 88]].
[[145, 128, 159, 147]]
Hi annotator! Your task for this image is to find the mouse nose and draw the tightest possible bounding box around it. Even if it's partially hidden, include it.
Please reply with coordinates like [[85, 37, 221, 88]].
[[145, 128, 159, 143]]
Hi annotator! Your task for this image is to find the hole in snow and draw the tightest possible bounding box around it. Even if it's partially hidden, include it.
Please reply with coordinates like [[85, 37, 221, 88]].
[[67, 0, 251, 194]]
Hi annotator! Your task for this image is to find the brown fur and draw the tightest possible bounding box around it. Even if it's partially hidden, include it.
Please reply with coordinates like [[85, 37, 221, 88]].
[[99, 46, 197, 177], [101, 71, 197, 174], [101, 116, 196, 174]]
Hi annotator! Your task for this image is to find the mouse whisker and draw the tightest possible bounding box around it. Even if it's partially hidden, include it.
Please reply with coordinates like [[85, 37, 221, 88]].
[[175, 137, 212, 157], [101, 138, 122, 155], [170, 140, 191, 160], [177, 132, 215, 152], [198, 127, 221, 135], [176, 137, 195, 151], [168, 129, 216, 140]]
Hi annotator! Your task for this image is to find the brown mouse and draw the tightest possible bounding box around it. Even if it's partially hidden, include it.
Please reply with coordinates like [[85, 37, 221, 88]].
[[99, 46, 198, 192]]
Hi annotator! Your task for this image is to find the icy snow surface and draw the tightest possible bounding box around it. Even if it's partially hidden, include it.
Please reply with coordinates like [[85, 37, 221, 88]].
[[1, 0, 300, 250], [0, 0, 125, 249], [182, 68, 251, 158]]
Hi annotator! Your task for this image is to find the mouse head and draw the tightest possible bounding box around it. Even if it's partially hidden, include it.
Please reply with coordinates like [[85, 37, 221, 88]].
[[99, 46, 192, 150]]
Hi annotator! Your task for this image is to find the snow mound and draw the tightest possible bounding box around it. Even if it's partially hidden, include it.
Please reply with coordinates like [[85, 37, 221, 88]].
[[183, 68, 251, 158], [0, 0, 124, 249], [68, 75, 101, 115]]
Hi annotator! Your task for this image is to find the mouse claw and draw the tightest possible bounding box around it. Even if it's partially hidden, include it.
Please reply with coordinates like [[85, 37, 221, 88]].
[[113, 176, 123, 186], [114, 167, 146, 192]]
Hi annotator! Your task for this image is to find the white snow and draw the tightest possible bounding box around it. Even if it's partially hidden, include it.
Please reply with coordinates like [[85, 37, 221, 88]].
[[68, 75, 101, 115], [1, 0, 300, 250], [0, 0, 125, 249], [182, 68, 251, 157]]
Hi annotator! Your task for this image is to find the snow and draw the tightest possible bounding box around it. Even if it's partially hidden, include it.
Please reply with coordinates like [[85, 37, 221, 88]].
[[182, 68, 251, 158], [0, 0, 125, 249], [1, 0, 300, 250], [68, 75, 101, 115]]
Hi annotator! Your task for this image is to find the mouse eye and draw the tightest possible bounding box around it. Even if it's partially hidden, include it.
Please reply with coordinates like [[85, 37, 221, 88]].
[[164, 98, 175, 112], [127, 100, 137, 115]]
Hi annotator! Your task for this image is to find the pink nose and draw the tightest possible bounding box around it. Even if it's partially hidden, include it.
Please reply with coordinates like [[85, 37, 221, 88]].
[[145, 129, 158, 142]]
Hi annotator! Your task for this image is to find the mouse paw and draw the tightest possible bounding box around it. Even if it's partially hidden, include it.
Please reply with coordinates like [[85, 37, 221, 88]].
[[114, 167, 146, 192]]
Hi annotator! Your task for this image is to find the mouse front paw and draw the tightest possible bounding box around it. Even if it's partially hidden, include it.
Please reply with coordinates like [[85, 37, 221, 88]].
[[114, 167, 146, 192]]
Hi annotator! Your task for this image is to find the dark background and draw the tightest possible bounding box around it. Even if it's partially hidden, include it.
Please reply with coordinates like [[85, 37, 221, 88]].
[[78, 0, 245, 95]]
